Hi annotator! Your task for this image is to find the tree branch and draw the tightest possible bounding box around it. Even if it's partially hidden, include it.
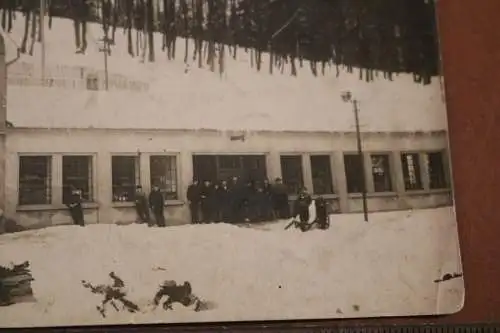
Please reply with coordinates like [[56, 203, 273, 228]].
[[270, 8, 300, 40]]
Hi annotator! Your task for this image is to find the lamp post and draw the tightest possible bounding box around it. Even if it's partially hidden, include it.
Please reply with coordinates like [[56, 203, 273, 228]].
[[341, 91, 369, 222]]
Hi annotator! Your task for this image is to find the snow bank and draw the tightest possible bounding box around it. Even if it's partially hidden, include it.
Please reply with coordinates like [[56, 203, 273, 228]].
[[0, 207, 463, 327], [3, 17, 448, 132]]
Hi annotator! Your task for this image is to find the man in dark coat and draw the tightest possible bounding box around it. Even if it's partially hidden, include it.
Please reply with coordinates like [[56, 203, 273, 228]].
[[228, 176, 243, 223], [218, 180, 231, 222], [272, 178, 289, 219], [186, 180, 201, 224], [199, 180, 214, 223], [134, 185, 150, 224], [149, 185, 166, 227], [211, 183, 222, 222], [67, 188, 85, 226], [262, 179, 274, 221]]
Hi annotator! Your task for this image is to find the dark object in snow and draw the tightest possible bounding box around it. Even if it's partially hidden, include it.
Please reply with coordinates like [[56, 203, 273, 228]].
[[0, 209, 26, 235], [434, 272, 464, 283], [81, 272, 139, 318], [152, 280, 211, 312], [285, 197, 331, 232], [0, 261, 35, 306]]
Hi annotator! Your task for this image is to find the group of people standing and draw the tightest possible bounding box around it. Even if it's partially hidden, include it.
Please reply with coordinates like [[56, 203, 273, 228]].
[[65, 177, 319, 227], [134, 185, 168, 227], [186, 176, 291, 224]]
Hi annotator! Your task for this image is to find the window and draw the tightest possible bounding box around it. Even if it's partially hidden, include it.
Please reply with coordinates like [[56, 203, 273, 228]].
[[63, 156, 93, 204], [112, 156, 140, 202], [310, 155, 334, 194], [86, 74, 99, 91], [18, 156, 52, 205], [401, 153, 423, 190], [150, 155, 178, 200], [344, 154, 365, 194], [371, 154, 393, 192], [427, 151, 447, 189], [280, 155, 304, 194]]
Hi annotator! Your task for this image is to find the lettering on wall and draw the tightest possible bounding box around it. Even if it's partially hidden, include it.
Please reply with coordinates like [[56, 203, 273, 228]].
[[7, 62, 150, 93]]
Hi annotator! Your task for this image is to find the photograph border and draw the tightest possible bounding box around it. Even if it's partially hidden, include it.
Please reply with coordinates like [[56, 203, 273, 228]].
[[1, 0, 500, 330]]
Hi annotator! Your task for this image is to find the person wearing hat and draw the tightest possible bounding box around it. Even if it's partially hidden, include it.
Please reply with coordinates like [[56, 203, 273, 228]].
[[134, 185, 150, 224], [186, 179, 201, 224], [272, 177, 289, 219], [66, 187, 85, 226], [149, 184, 166, 227]]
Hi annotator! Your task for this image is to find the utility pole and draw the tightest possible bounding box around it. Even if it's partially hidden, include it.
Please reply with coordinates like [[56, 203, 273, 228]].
[[353, 100, 369, 222], [99, 34, 110, 91], [40, 0, 46, 82], [341, 91, 369, 222]]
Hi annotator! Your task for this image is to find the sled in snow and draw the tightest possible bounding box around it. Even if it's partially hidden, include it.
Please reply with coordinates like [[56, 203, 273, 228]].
[[285, 198, 331, 232]]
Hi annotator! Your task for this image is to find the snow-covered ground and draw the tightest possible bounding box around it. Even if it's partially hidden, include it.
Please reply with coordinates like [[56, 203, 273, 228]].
[[0, 208, 463, 327], [3, 17, 448, 132]]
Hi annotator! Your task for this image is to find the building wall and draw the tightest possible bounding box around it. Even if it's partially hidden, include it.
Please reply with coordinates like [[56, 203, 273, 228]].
[[4, 128, 453, 228]]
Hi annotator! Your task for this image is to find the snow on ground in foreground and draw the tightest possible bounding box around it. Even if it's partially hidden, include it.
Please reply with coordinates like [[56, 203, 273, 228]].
[[3, 17, 448, 132], [0, 208, 463, 327]]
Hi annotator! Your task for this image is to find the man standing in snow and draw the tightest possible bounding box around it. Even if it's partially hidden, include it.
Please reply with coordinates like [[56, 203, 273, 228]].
[[199, 180, 214, 223], [134, 185, 150, 224], [228, 176, 243, 223], [149, 185, 166, 227], [66, 188, 85, 226], [272, 178, 289, 219], [186, 180, 201, 224]]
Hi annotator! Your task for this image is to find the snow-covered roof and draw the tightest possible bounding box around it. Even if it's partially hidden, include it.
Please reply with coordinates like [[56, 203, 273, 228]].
[[4, 17, 448, 132]]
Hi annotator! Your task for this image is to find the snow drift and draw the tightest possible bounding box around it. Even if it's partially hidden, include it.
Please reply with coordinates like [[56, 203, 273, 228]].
[[0, 208, 463, 327]]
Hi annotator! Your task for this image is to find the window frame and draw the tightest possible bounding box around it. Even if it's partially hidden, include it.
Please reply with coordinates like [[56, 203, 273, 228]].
[[369, 152, 394, 193], [149, 154, 180, 201], [424, 150, 449, 190], [62, 154, 95, 204], [309, 154, 335, 195], [111, 154, 141, 203], [400, 151, 425, 191], [279, 154, 305, 195], [343, 152, 366, 195], [17, 154, 53, 206]]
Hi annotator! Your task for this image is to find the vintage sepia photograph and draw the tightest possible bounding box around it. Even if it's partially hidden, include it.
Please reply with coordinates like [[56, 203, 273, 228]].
[[0, 0, 464, 328]]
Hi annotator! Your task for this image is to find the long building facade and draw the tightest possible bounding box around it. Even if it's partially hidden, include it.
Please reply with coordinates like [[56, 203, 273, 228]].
[[3, 127, 453, 228]]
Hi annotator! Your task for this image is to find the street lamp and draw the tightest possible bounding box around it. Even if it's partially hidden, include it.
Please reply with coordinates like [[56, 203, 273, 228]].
[[341, 91, 369, 222]]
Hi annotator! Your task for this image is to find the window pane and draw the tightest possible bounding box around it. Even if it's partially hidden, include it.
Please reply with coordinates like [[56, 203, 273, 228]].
[[63, 156, 93, 204], [150, 155, 178, 200], [427, 152, 447, 189], [310, 155, 334, 194], [371, 154, 393, 192], [280, 155, 303, 194], [344, 154, 364, 194], [112, 156, 139, 202], [401, 153, 423, 190], [18, 156, 52, 205]]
